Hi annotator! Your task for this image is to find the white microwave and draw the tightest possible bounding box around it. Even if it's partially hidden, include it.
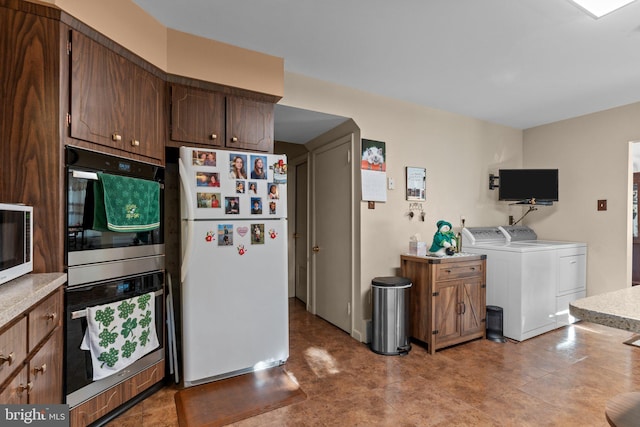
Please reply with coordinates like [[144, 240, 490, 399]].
[[0, 203, 33, 286]]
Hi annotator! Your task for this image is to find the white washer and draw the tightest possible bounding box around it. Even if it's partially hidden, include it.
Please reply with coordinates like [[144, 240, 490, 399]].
[[461, 226, 586, 341]]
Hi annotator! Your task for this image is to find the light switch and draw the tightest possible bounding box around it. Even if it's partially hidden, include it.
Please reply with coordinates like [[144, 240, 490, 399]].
[[597, 199, 607, 211], [388, 177, 395, 190]]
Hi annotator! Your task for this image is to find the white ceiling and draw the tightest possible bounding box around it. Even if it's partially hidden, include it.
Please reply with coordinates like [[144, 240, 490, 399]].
[[133, 0, 640, 142]]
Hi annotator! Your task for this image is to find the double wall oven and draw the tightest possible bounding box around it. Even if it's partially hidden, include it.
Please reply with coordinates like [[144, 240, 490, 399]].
[[64, 146, 165, 409]]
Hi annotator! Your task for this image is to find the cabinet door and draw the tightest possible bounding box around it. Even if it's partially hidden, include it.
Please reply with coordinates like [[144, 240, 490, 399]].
[[460, 277, 486, 337], [170, 85, 225, 147], [130, 66, 164, 161], [28, 289, 61, 353], [0, 317, 27, 387], [226, 96, 274, 152], [0, 366, 29, 404], [70, 31, 130, 148], [29, 328, 62, 404], [433, 282, 460, 347]]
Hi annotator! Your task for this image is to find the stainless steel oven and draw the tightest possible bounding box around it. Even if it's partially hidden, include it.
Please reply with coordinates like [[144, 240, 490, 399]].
[[64, 270, 164, 408], [64, 146, 166, 410], [65, 146, 164, 286]]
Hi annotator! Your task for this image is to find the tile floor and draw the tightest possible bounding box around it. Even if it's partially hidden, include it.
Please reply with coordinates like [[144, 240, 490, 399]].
[[107, 298, 640, 426]]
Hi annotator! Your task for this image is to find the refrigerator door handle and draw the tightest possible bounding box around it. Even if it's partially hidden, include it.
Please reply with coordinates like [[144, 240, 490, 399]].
[[179, 158, 195, 283]]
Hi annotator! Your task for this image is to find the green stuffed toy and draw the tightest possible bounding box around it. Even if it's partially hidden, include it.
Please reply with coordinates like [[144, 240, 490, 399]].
[[429, 220, 457, 256]]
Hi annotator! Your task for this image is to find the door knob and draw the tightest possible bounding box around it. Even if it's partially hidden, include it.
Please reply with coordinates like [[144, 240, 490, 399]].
[[312, 245, 320, 253]]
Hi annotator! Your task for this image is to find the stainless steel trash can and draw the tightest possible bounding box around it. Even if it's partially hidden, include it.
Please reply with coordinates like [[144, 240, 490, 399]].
[[370, 276, 412, 355]]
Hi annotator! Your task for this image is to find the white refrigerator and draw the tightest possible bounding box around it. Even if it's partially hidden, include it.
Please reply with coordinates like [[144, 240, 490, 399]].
[[178, 146, 289, 387]]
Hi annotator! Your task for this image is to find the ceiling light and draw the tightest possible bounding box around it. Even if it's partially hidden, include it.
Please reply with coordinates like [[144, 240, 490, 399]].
[[568, 0, 638, 18]]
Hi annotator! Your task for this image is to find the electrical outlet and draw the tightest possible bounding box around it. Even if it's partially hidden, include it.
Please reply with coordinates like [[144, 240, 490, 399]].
[[460, 215, 466, 227], [597, 199, 607, 211]]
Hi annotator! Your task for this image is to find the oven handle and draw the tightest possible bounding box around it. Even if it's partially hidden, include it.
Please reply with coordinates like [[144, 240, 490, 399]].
[[178, 158, 194, 284], [70, 289, 164, 319], [71, 170, 99, 180]]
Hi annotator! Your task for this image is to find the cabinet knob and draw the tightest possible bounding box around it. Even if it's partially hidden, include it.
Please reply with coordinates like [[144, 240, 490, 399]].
[[0, 352, 14, 365], [45, 312, 57, 322], [17, 382, 33, 395], [312, 245, 320, 253], [210, 133, 217, 140], [131, 139, 140, 147], [112, 133, 122, 141], [231, 137, 238, 143], [33, 363, 47, 375]]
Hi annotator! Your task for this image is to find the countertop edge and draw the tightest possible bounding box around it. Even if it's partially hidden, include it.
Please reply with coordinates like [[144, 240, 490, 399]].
[[569, 286, 640, 334], [0, 273, 67, 330]]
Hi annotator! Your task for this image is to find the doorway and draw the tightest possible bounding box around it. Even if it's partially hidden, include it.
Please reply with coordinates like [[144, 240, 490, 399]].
[[632, 142, 640, 286], [294, 159, 308, 303], [274, 107, 361, 339]]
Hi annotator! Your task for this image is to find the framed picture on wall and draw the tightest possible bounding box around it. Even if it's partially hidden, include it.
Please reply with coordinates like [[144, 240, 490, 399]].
[[406, 167, 426, 201]]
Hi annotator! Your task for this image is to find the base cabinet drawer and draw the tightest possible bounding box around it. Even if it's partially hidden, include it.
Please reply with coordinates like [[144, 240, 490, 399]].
[[69, 359, 165, 427]]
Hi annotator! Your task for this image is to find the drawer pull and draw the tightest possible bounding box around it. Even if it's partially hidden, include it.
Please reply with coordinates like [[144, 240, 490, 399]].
[[45, 312, 57, 322], [33, 363, 47, 375], [469, 267, 476, 271], [112, 133, 122, 141], [131, 139, 140, 147], [17, 382, 33, 395], [0, 352, 14, 365], [444, 269, 451, 273]]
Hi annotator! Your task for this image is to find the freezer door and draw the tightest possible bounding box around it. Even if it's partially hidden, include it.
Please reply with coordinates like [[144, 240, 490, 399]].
[[179, 147, 287, 220], [181, 218, 289, 385]]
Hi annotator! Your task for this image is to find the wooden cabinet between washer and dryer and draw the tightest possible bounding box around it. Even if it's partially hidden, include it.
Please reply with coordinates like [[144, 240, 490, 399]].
[[400, 254, 487, 354]]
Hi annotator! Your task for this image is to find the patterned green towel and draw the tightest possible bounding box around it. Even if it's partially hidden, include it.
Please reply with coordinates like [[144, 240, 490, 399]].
[[93, 173, 160, 232], [80, 291, 160, 380]]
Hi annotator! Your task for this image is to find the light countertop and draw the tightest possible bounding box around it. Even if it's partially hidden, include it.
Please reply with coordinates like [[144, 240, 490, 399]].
[[0, 272, 67, 329], [569, 286, 640, 333]]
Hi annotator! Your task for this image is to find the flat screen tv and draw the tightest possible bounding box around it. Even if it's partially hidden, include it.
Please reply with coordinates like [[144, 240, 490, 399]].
[[498, 169, 558, 202]]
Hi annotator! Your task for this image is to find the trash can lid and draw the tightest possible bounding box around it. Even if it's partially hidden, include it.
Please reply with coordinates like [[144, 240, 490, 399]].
[[371, 276, 412, 288]]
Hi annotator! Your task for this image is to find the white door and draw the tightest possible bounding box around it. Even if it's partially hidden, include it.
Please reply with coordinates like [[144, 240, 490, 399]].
[[312, 135, 352, 333], [295, 161, 308, 303]]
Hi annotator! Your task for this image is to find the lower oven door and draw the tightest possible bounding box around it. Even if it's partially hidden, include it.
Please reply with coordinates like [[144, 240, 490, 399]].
[[65, 270, 164, 408]]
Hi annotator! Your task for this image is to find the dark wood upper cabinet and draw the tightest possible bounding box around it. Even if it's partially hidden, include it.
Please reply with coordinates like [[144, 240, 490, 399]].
[[226, 96, 274, 152], [170, 85, 225, 147], [169, 84, 274, 152], [70, 31, 163, 162]]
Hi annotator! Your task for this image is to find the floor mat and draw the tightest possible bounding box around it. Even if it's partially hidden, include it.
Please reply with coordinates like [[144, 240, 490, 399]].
[[623, 334, 640, 347], [175, 366, 306, 427]]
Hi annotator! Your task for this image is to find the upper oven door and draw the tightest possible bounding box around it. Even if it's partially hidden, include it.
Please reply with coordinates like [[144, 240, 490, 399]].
[[66, 147, 165, 268]]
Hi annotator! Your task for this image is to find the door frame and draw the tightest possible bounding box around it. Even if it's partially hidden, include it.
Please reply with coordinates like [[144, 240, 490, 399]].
[[307, 119, 363, 341], [287, 152, 310, 304]]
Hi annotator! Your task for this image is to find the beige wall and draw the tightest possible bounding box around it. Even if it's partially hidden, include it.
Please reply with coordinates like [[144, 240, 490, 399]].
[[48, 0, 283, 97], [523, 102, 640, 296], [281, 72, 523, 332]]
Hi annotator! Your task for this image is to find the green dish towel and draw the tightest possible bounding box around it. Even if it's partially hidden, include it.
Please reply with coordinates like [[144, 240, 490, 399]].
[[93, 173, 160, 232]]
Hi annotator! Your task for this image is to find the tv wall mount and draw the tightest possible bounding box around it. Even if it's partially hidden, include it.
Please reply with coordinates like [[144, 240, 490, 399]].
[[489, 174, 499, 190]]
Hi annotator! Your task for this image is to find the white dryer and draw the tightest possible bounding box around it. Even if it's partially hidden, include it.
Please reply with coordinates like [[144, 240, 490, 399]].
[[461, 226, 586, 341]]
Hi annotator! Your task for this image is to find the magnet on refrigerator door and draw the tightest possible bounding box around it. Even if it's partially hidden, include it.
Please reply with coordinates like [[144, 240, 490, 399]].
[[217, 224, 233, 246]]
